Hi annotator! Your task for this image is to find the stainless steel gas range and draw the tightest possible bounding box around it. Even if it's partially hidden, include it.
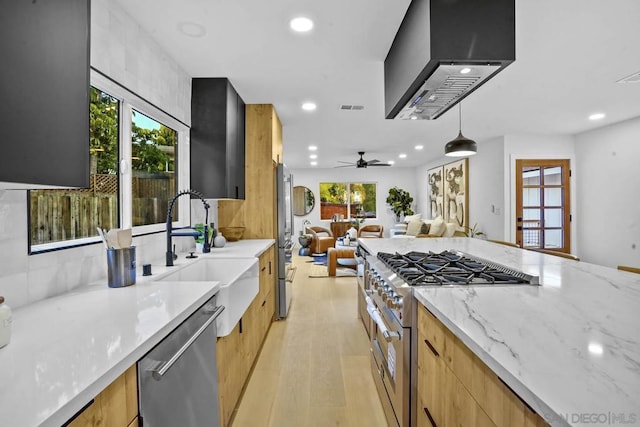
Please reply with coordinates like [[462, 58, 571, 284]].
[[362, 250, 538, 427]]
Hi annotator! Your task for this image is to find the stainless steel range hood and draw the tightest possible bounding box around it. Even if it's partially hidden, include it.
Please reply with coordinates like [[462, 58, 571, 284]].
[[384, 0, 515, 120]]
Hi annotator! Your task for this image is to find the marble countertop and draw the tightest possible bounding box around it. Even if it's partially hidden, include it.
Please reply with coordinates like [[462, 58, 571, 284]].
[[0, 239, 274, 427], [359, 238, 640, 427]]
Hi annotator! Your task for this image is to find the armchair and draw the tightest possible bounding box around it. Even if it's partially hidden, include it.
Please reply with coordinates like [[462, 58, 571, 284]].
[[305, 226, 335, 254], [358, 224, 383, 238]]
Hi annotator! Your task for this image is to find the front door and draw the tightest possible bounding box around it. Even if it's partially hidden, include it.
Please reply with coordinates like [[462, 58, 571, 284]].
[[515, 159, 571, 252]]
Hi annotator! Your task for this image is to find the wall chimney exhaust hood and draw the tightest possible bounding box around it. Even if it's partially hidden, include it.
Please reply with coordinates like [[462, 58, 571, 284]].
[[384, 0, 515, 120]]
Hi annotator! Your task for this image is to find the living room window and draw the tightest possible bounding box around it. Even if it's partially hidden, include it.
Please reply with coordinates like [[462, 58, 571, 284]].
[[28, 71, 189, 253], [319, 182, 377, 220]]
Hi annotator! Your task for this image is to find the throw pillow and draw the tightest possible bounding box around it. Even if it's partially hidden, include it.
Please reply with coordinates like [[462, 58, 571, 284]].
[[406, 220, 424, 236], [428, 217, 446, 236], [420, 222, 431, 235], [442, 223, 457, 237], [403, 213, 422, 223]]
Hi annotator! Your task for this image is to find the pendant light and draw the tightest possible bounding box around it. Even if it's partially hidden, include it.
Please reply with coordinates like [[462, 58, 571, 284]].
[[444, 103, 477, 157]]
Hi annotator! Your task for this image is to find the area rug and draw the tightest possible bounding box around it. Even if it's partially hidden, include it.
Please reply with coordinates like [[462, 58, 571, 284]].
[[308, 253, 327, 265], [308, 264, 357, 278]]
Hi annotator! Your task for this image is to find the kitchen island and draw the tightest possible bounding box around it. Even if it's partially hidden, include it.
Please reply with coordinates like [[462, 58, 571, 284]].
[[0, 239, 274, 427], [358, 237, 640, 427]]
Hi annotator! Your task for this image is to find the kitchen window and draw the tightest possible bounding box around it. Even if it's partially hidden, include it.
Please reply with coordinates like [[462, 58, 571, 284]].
[[319, 182, 377, 220], [29, 70, 189, 253]]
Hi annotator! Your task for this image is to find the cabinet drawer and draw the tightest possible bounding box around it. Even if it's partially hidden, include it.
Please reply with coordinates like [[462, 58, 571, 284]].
[[67, 365, 137, 427], [417, 330, 445, 427], [417, 305, 448, 360]]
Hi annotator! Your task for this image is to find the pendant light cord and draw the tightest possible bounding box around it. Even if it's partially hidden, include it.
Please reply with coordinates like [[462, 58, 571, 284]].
[[459, 103, 462, 133]]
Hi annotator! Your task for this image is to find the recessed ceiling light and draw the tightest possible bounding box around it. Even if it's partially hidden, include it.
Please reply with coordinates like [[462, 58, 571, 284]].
[[388, 160, 395, 165], [178, 22, 206, 38], [410, 115, 418, 120], [310, 161, 318, 166], [460, 67, 472, 74], [399, 153, 407, 159], [589, 112, 605, 121], [308, 145, 317, 151], [415, 145, 424, 150], [302, 102, 317, 111], [309, 154, 317, 159], [290, 17, 314, 32]]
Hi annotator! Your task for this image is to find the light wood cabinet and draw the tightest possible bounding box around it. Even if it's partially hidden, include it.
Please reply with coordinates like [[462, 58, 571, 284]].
[[67, 365, 137, 427], [243, 104, 281, 239], [417, 305, 548, 427], [216, 244, 276, 427], [217, 321, 245, 427]]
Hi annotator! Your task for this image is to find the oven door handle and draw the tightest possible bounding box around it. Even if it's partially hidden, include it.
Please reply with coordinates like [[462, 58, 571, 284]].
[[366, 297, 400, 342]]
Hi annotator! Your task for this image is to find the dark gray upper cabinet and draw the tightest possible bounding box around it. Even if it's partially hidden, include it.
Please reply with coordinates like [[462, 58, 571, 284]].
[[0, 0, 90, 189], [190, 78, 245, 199]]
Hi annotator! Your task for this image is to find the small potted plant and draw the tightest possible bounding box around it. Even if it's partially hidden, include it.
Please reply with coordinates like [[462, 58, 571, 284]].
[[386, 187, 414, 222], [463, 223, 485, 238]]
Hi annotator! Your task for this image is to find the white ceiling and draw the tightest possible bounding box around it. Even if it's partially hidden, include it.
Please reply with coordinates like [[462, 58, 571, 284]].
[[115, 0, 640, 169]]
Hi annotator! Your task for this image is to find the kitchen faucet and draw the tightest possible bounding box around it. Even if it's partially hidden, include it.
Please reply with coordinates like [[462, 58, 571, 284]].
[[166, 189, 210, 266]]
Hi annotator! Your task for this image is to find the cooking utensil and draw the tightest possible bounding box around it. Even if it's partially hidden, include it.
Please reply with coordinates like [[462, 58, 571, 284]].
[[96, 227, 110, 249], [117, 228, 132, 248], [106, 229, 120, 249]]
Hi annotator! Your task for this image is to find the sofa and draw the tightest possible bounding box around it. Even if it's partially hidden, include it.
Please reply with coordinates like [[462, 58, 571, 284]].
[[393, 214, 466, 238]]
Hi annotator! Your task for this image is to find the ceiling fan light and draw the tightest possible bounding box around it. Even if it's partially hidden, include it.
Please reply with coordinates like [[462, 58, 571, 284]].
[[444, 132, 477, 157]]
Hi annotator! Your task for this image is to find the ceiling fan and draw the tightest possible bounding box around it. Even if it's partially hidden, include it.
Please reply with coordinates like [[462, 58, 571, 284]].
[[335, 151, 391, 168]]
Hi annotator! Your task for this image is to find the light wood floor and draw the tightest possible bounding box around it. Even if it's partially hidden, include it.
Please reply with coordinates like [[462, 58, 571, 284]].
[[232, 255, 388, 427]]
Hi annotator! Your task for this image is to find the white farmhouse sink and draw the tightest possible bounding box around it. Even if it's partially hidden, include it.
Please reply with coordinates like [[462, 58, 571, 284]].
[[155, 257, 259, 336]]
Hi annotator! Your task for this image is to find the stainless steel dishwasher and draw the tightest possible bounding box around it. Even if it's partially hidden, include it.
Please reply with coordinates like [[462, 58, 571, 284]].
[[138, 294, 224, 426]]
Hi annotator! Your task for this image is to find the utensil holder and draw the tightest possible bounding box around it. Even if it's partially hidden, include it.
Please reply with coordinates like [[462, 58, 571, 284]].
[[107, 247, 136, 288]]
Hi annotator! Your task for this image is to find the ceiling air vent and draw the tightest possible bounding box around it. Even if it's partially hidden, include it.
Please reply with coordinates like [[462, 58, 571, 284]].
[[617, 71, 640, 83], [339, 104, 365, 110]]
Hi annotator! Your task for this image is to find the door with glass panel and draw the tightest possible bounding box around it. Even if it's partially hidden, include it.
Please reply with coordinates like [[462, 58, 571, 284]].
[[515, 159, 571, 252]]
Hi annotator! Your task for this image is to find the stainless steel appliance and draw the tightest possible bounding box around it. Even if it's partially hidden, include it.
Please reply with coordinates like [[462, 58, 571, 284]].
[[384, 0, 515, 120], [363, 250, 538, 427], [138, 294, 225, 426], [276, 164, 295, 318]]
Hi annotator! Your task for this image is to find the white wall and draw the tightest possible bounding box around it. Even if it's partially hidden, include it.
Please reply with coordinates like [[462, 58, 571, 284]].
[[413, 137, 506, 240], [468, 137, 506, 240], [0, 0, 192, 309], [291, 167, 417, 238], [575, 117, 640, 267]]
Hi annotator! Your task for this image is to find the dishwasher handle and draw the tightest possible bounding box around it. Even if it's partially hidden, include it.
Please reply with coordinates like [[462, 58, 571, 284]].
[[150, 305, 225, 380]]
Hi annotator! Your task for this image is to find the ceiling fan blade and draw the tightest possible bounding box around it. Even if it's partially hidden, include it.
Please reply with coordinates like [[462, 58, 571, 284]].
[[368, 163, 391, 166], [334, 164, 355, 168], [336, 161, 356, 164], [366, 159, 381, 164]]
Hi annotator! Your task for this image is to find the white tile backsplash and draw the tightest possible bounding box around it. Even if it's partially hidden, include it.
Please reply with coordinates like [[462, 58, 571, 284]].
[[0, 0, 192, 310]]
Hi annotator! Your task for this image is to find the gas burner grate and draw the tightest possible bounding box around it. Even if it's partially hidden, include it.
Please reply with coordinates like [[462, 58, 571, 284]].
[[377, 250, 539, 286]]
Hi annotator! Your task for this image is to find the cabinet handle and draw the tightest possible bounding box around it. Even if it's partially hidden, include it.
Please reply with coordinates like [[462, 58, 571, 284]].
[[261, 266, 266, 272], [262, 300, 266, 307], [269, 261, 272, 275], [423, 407, 438, 427], [424, 339, 439, 357]]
